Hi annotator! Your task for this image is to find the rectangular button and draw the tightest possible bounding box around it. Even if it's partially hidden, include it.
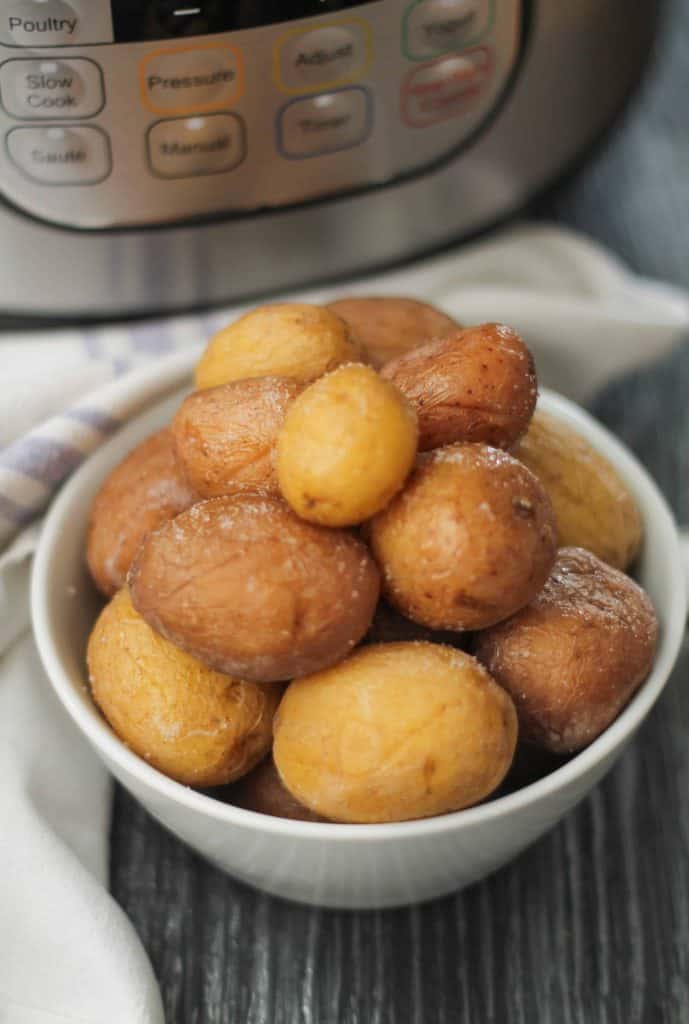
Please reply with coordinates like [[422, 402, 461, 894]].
[[0, 1, 114, 47], [278, 87, 372, 159], [403, 0, 493, 61], [140, 44, 243, 115], [0, 58, 104, 120], [401, 49, 493, 127], [276, 19, 372, 95], [7, 125, 111, 184], [147, 113, 246, 178]]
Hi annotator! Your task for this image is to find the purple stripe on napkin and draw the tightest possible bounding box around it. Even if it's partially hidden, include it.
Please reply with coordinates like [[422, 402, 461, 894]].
[[64, 409, 122, 434], [0, 438, 84, 485], [0, 492, 33, 525], [82, 331, 102, 361], [131, 322, 173, 355]]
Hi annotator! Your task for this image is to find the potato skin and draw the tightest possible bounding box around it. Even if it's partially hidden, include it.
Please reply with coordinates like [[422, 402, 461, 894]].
[[87, 590, 280, 787], [370, 444, 557, 630], [128, 494, 380, 682], [474, 547, 658, 754], [382, 324, 537, 451], [194, 303, 361, 389], [365, 599, 469, 651], [172, 377, 302, 499], [277, 363, 418, 526], [273, 642, 517, 823], [86, 429, 196, 598], [513, 410, 643, 570], [229, 756, 328, 822], [327, 296, 459, 368]]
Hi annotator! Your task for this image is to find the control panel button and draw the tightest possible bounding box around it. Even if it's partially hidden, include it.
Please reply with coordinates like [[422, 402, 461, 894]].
[[140, 44, 243, 116], [147, 113, 246, 178], [402, 48, 492, 127], [0, 0, 114, 47], [7, 124, 111, 184], [403, 0, 492, 60], [276, 20, 372, 94], [0, 58, 104, 120], [278, 88, 372, 159]]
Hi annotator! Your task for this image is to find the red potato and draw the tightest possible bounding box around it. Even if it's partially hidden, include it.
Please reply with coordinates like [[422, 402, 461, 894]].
[[382, 323, 537, 451], [327, 296, 459, 368], [128, 494, 380, 682], [229, 756, 329, 822], [474, 547, 658, 753], [86, 429, 196, 598], [172, 376, 303, 499], [370, 443, 557, 631]]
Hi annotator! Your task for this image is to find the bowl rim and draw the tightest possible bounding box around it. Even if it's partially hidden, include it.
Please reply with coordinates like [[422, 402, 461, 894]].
[[31, 386, 688, 843]]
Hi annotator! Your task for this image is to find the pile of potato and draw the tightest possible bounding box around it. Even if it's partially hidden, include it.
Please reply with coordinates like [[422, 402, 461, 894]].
[[86, 297, 658, 824]]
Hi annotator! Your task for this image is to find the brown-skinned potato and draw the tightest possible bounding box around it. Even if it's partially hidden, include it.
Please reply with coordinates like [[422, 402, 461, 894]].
[[370, 443, 557, 631], [365, 599, 470, 650], [513, 409, 643, 570], [228, 755, 329, 822], [381, 323, 538, 451], [474, 547, 658, 754], [172, 376, 303, 499], [86, 429, 196, 598], [87, 589, 281, 787], [273, 642, 518, 823], [327, 296, 459, 368], [128, 494, 380, 682]]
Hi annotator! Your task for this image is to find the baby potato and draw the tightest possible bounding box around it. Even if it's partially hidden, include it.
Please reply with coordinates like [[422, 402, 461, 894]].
[[277, 363, 418, 526], [273, 642, 518, 823], [513, 409, 643, 570], [172, 376, 303, 499], [229, 756, 328, 822], [194, 303, 361, 389], [365, 599, 469, 650], [326, 296, 459, 368], [370, 443, 557, 631], [87, 589, 280, 787], [128, 494, 380, 682], [86, 429, 196, 598], [474, 547, 658, 754], [381, 323, 537, 451]]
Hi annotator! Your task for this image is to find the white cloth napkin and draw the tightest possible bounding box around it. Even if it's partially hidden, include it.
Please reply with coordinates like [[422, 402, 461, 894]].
[[1, 224, 689, 1024]]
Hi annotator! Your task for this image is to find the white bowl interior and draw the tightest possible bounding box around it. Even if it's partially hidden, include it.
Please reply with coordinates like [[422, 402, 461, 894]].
[[30, 382, 688, 906]]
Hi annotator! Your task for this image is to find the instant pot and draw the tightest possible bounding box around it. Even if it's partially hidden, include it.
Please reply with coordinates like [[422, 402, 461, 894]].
[[0, 0, 656, 318]]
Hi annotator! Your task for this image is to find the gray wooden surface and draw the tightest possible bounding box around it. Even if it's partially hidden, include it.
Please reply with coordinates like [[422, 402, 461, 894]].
[[110, 1, 689, 1020]]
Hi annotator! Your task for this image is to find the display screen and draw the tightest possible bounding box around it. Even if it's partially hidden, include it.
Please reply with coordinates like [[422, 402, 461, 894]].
[[112, 1, 379, 41]]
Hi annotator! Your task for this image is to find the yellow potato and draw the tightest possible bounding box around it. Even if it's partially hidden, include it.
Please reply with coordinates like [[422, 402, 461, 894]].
[[87, 590, 280, 787], [513, 409, 643, 569], [277, 363, 418, 526], [370, 444, 557, 630], [194, 303, 361, 389], [273, 642, 517, 823]]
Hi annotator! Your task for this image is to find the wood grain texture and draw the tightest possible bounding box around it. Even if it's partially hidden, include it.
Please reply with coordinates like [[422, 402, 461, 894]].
[[111, 1, 689, 1018]]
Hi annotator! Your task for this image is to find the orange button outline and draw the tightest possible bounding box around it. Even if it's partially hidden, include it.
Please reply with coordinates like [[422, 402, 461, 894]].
[[274, 17, 373, 96], [140, 41, 244, 117]]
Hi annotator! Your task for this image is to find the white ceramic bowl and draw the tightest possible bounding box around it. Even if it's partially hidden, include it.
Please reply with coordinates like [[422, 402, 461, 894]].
[[31, 388, 687, 910]]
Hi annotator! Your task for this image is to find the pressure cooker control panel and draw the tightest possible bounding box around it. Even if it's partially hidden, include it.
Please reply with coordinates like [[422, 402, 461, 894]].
[[0, 0, 523, 228]]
